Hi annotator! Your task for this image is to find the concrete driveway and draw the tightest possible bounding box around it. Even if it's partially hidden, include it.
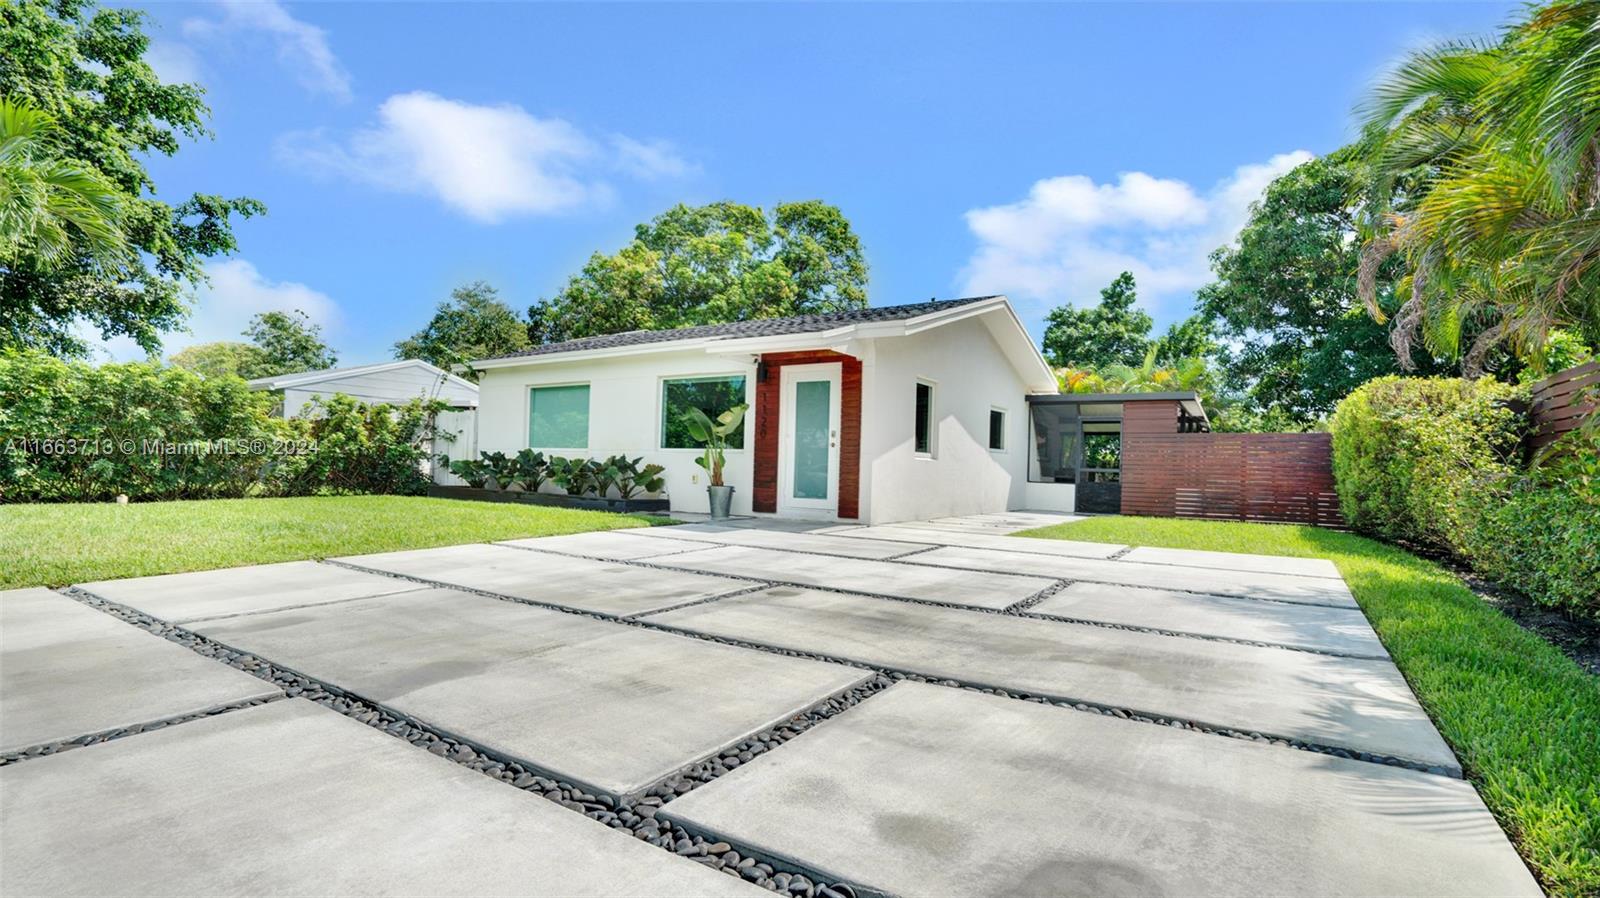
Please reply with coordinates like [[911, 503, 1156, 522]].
[[0, 513, 1540, 897]]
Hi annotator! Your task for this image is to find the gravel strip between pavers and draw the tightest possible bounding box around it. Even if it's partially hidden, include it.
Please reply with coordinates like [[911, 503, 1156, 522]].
[[0, 693, 284, 767], [331, 557, 1451, 776], [54, 586, 885, 898]]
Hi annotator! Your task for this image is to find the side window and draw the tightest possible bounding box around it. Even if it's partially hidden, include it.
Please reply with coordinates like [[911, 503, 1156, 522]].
[[529, 384, 589, 448], [989, 408, 1006, 451], [914, 380, 935, 456]]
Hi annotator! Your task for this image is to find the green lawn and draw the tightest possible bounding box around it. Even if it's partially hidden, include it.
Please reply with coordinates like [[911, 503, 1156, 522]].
[[1015, 515, 1600, 897], [0, 495, 661, 590]]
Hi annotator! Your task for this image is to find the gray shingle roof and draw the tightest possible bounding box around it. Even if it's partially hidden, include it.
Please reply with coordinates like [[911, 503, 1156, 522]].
[[480, 295, 1001, 362]]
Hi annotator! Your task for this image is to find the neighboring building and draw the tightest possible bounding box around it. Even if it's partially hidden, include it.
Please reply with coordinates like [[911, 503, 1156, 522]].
[[468, 295, 1072, 523], [247, 360, 480, 482]]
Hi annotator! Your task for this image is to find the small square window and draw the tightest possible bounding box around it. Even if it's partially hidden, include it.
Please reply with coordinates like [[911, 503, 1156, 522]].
[[989, 409, 1006, 451], [914, 381, 934, 455], [529, 384, 589, 449]]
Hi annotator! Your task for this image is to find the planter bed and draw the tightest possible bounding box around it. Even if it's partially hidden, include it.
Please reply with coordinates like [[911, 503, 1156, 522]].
[[428, 485, 671, 515]]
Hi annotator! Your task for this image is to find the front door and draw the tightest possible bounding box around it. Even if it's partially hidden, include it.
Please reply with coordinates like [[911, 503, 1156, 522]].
[[777, 363, 841, 517]]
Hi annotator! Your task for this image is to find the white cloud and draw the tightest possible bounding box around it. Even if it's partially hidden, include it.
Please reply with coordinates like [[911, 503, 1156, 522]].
[[184, 0, 351, 100], [959, 151, 1313, 322], [144, 40, 203, 85], [180, 258, 340, 348], [612, 136, 696, 179], [280, 92, 695, 222]]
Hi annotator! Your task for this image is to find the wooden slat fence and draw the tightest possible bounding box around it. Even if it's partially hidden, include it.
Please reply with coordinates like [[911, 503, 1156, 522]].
[[1120, 400, 1344, 527], [1527, 360, 1599, 451]]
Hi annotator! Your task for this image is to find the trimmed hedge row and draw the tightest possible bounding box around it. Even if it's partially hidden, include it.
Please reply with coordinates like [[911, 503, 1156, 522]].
[[0, 350, 439, 502], [1332, 376, 1599, 619]]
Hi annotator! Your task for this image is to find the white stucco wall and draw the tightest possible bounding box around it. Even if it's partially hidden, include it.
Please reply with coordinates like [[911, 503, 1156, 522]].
[[474, 350, 758, 515], [860, 318, 1033, 524]]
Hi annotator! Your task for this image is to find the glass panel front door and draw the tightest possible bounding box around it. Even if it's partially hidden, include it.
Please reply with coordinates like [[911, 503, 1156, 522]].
[[792, 380, 831, 499]]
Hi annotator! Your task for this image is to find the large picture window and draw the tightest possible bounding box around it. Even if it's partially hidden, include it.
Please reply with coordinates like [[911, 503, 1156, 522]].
[[529, 384, 589, 449], [661, 375, 747, 449]]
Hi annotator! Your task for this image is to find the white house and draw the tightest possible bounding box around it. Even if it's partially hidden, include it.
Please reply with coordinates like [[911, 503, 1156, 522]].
[[467, 295, 1076, 524], [247, 360, 480, 480]]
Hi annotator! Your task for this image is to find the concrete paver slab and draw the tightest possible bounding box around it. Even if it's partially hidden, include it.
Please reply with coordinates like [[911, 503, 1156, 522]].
[[78, 561, 424, 624], [497, 529, 710, 560], [0, 588, 280, 754], [1031, 582, 1387, 658], [832, 524, 1126, 558], [905, 545, 1358, 607], [651, 545, 1055, 610], [0, 699, 762, 897], [935, 512, 1082, 530], [647, 587, 1456, 770], [1121, 545, 1342, 579], [336, 543, 751, 617], [637, 525, 926, 559], [193, 589, 868, 796], [666, 683, 1537, 898]]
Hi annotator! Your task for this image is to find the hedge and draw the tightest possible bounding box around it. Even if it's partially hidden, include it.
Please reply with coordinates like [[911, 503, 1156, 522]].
[[0, 350, 439, 502], [1332, 376, 1599, 619]]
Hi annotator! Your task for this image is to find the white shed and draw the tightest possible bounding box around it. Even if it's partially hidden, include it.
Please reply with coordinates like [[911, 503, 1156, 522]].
[[248, 360, 479, 483]]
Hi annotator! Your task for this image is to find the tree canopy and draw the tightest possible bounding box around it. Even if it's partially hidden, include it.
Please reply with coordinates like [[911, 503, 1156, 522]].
[[1040, 271, 1156, 369], [528, 200, 868, 343], [242, 310, 335, 377], [0, 0, 263, 357], [395, 281, 530, 378], [167, 341, 262, 380]]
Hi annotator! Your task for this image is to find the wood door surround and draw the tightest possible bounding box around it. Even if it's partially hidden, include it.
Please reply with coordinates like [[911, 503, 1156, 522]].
[[753, 350, 861, 518]]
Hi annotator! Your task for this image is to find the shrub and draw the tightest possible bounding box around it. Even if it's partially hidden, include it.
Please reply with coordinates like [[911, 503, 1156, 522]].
[[1332, 375, 1599, 619], [1331, 376, 1525, 550], [0, 350, 291, 502], [280, 394, 439, 497]]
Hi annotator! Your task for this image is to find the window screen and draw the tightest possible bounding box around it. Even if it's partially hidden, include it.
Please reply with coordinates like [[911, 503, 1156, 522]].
[[529, 384, 589, 449]]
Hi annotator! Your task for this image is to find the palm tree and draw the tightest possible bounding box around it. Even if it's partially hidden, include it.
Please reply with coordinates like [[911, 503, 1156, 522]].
[[0, 97, 127, 274], [1357, 0, 1600, 376]]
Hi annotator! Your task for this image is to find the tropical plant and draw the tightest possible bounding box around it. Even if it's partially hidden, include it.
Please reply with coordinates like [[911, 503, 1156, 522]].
[[683, 404, 748, 487], [547, 456, 600, 497], [477, 451, 517, 490], [0, 97, 127, 274], [599, 454, 667, 499], [511, 449, 549, 492], [1356, 0, 1600, 375], [447, 457, 490, 489]]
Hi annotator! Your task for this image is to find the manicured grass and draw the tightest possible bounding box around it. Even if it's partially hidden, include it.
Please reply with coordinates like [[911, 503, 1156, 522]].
[[1015, 516, 1600, 897], [0, 495, 661, 590]]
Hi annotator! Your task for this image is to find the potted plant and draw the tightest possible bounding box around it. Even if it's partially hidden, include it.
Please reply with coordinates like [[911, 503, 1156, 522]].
[[683, 403, 748, 519]]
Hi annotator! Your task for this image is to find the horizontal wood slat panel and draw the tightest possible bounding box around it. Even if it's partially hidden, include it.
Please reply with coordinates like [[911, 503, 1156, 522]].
[[1527, 360, 1598, 451], [1121, 420, 1343, 528]]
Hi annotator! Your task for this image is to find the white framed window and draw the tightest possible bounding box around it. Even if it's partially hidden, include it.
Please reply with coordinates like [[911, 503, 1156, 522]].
[[528, 383, 589, 449], [660, 374, 748, 449], [988, 407, 1007, 451], [914, 379, 936, 457]]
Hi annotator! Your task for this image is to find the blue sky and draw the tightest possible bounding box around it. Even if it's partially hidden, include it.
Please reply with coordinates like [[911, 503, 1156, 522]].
[[115, 1, 1519, 365]]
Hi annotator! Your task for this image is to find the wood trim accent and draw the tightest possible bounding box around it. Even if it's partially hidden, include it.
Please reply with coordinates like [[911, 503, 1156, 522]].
[[752, 350, 862, 518], [1120, 401, 1344, 527], [1528, 360, 1599, 450]]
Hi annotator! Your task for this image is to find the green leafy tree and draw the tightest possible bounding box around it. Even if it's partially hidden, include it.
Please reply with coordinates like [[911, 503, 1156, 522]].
[[0, 0, 264, 357], [528, 201, 868, 343], [1151, 314, 1216, 365], [243, 310, 335, 377], [395, 281, 530, 377], [167, 341, 264, 379], [1357, 0, 1600, 374], [0, 97, 127, 275], [1197, 154, 1450, 427], [1040, 272, 1154, 369]]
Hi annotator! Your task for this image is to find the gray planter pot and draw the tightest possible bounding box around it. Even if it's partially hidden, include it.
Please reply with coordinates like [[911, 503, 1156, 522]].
[[706, 484, 735, 519]]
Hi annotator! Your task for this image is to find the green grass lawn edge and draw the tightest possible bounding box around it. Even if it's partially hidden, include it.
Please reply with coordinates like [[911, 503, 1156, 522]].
[[1014, 515, 1600, 897], [0, 495, 667, 590]]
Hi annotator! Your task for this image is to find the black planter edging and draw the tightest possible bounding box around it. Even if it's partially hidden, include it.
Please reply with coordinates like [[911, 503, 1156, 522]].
[[428, 485, 671, 514]]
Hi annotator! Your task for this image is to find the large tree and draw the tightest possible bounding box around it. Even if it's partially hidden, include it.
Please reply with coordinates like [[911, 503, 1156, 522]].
[[1196, 153, 1450, 426], [0, 0, 263, 357], [527, 200, 868, 343], [1357, 0, 1600, 374], [1040, 271, 1155, 369], [243, 310, 335, 377], [167, 341, 263, 380], [395, 281, 529, 377]]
